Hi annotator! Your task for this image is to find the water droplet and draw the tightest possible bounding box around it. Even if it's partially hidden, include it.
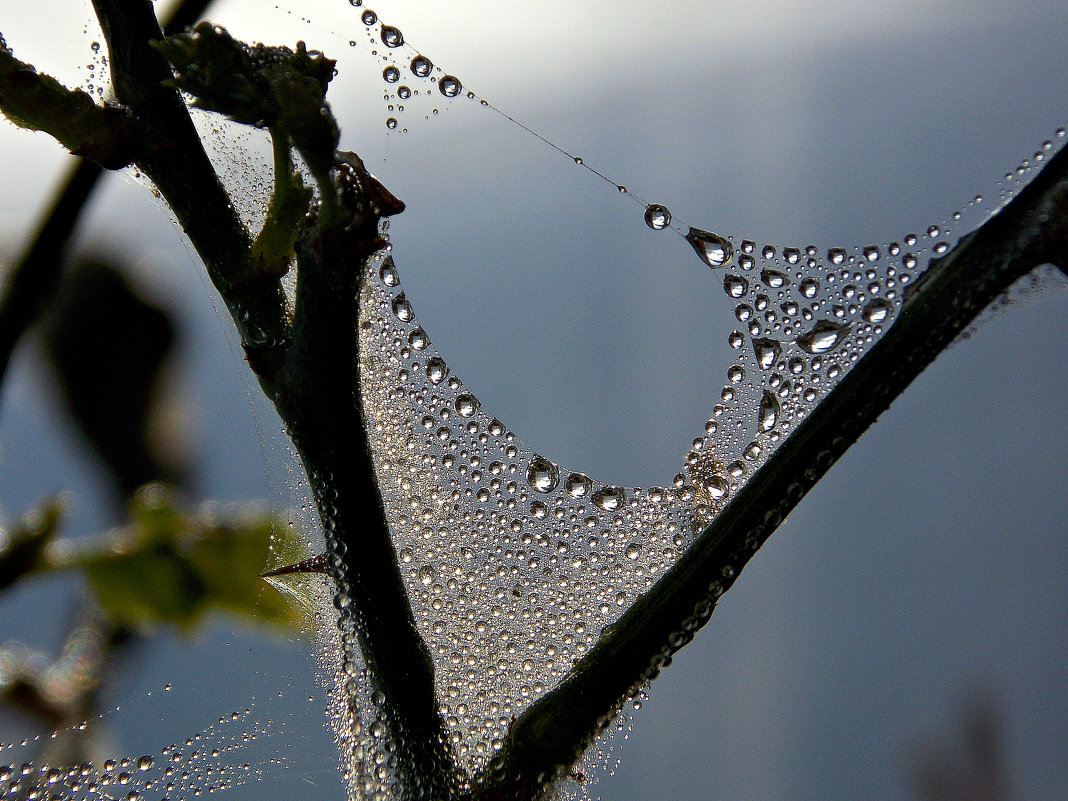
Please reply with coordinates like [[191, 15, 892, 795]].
[[408, 328, 428, 350], [455, 393, 479, 418], [828, 247, 847, 265], [796, 320, 852, 354], [592, 486, 625, 511], [685, 227, 733, 268], [752, 337, 780, 369], [526, 456, 559, 493], [398, 85, 411, 99], [783, 247, 801, 264], [426, 357, 448, 384], [644, 204, 671, 230], [361, 9, 377, 24], [385, 117, 398, 129], [419, 565, 435, 585], [349, 0, 362, 5], [723, 274, 748, 298], [862, 298, 892, 324], [381, 25, 403, 47], [702, 475, 728, 499], [438, 75, 461, 97], [758, 390, 780, 431], [625, 543, 642, 560], [760, 268, 787, 288], [727, 365, 745, 383], [391, 293, 413, 321], [383, 65, 400, 83], [799, 277, 820, 298], [862, 245, 881, 261], [136, 756, 153, 772], [927, 224, 940, 238], [411, 55, 432, 77], [565, 473, 591, 498]]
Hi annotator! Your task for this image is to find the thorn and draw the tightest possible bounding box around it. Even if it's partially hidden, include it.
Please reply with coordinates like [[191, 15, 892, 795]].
[[260, 552, 329, 578]]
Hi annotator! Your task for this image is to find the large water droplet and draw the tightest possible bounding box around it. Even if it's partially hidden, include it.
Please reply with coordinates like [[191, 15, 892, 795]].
[[644, 204, 671, 230], [383, 65, 400, 83], [438, 75, 461, 97], [426, 357, 448, 384], [592, 486, 626, 511], [410, 55, 432, 77], [686, 227, 734, 268], [752, 337, 780, 369], [391, 293, 413, 321], [455, 393, 479, 418], [526, 456, 559, 493], [796, 320, 853, 354], [758, 390, 780, 431], [361, 9, 377, 25], [723, 274, 748, 298], [760, 268, 788, 289], [381, 25, 403, 47], [862, 298, 893, 324], [565, 473, 591, 498]]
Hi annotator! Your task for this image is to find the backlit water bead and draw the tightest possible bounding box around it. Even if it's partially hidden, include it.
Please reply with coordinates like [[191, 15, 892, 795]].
[[398, 85, 412, 99], [723, 275, 748, 298], [381, 25, 403, 47], [383, 65, 400, 83], [386, 117, 398, 129], [410, 55, 432, 77], [799, 277, 820, 298], [455, 394, 479, 417], [591, 486, 625, 511], [758, 390, 780, 431], [426, 356, 448, 384], [862, 298, 893, 324], [565, 473, 591, 498], [644, 203, 671, 230], [797, 320, 852, 354], [526, 456, 559, 493], [752, 337, 780, 369], [686, 227, 734, 268], [438, 75, 462, 97], [361, 9, 376, 24]]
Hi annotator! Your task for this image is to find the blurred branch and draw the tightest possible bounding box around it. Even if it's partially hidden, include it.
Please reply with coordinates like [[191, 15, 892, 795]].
[[0, 0, 218, 397], [475, 144, 1068, 800]]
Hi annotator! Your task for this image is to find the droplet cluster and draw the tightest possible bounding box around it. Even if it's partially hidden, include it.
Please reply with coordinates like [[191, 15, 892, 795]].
[[343, 5, 469, 132], [358, 252, 703, 772], [0, 701, 279, 801]]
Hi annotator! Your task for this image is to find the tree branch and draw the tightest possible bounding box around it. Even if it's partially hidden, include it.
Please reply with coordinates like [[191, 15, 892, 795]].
[[83, 3, 457, 795], [474, 144, 1068, 801]]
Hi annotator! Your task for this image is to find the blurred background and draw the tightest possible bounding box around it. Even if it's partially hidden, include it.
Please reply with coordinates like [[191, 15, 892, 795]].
[[1, 0, 1066, 799]]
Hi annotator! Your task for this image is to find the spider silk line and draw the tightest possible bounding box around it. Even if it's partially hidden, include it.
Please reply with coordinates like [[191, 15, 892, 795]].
[[250, 0, 695, 238]]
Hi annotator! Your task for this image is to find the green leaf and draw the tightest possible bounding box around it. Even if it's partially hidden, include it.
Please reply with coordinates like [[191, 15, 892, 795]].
[[71, 485, 305, 632]]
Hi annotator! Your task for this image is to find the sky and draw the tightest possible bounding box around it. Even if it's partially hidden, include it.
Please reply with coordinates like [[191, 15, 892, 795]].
[[1, 1, 1067, 800]]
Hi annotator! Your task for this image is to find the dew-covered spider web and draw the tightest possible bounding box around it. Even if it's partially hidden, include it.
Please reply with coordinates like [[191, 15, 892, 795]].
[[2, 0, 1066, 799]]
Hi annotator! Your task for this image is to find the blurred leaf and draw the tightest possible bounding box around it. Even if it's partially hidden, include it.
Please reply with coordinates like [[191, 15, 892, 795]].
[[41, 257, 186, 497], [0, 497, 64, 591], [70, 486, 305, 632]]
